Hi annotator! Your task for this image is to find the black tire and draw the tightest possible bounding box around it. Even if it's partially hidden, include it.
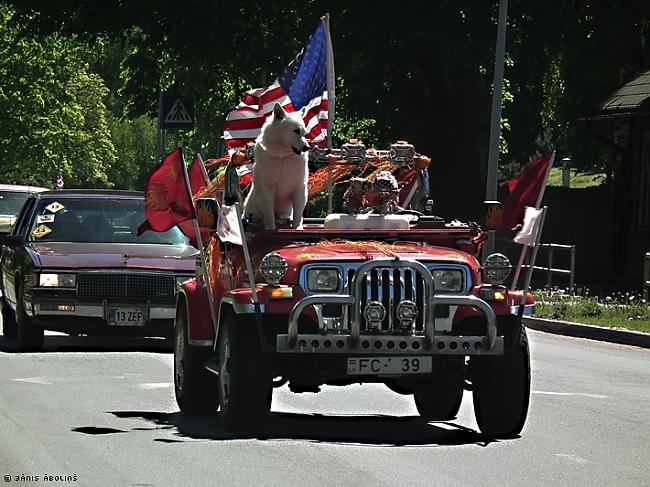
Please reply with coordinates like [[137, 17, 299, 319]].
[[2, 299, 17, 338], [174, 305, 219, 414], [471, 324, 531, 438], [414, 382, 464, 421], [217, 312, 272, 432], [15, 284, 43, 351]]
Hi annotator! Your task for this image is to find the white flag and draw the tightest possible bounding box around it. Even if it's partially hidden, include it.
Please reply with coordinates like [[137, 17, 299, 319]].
[[514, 206, 543, 247], [217, 205, 243, 246]]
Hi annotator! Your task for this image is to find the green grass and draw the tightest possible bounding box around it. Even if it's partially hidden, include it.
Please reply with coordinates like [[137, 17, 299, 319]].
[[545, 167, 606, 188], [533, 291, 650, 333]]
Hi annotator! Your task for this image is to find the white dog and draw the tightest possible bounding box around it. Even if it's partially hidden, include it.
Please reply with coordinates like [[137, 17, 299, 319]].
[[244, 103, 310, 230]]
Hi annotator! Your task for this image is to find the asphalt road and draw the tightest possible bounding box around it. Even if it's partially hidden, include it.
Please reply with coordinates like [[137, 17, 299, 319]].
[[0, 329, 648, 487]]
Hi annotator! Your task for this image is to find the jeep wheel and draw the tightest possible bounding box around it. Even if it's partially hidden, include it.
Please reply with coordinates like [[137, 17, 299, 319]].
[[174, 307, 219, 414], [217, 313, 272, 432], [2, 299, 16, 338], [15, 285, 43, 351], [414, 382, 464, 421], [471, 325, 530, 438]]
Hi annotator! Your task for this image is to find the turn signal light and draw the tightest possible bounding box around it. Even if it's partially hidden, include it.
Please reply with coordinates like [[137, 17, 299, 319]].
[[479, 287, 507, 302], [269, 287, 293, 299]]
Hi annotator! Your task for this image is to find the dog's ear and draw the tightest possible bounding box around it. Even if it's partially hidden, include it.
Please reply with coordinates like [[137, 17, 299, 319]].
[[273, 103, 285, 121]]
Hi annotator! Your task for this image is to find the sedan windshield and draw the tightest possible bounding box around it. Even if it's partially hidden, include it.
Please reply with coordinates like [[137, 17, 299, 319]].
[[27, 197, 189, 245], [0, 191, 30, 216]]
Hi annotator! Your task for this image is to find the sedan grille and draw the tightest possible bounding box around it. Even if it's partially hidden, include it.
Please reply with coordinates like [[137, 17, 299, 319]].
[[77, 273, 175, 298]]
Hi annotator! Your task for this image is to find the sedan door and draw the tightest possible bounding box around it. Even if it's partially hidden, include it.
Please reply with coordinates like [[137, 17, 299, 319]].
[[1, 197, 36, 309]]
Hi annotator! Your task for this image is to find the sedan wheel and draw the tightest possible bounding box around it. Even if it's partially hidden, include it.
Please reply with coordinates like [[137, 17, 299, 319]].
[[1, 299, 17, 338], [15, 285, 43, 351]]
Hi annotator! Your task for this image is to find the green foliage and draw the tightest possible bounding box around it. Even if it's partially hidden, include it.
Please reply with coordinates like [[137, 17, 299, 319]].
[[534, 291, 650, 333], [108, 115, 157, 190], [0, 4, 115, 188], [3, 0, 650, 204], [545, 167, 606, 188]]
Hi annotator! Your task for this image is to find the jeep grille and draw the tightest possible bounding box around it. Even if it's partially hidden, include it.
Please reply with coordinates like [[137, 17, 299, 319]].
[[347, 267, 427, 333]]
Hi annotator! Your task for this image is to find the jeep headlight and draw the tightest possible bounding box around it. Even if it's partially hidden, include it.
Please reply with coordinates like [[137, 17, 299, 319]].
[[260, 253, 288, 284], [482, 253, 511, 285], [38, 273, 76, 288], [431, 269, 464, 293], [307, 268, 339, 292]]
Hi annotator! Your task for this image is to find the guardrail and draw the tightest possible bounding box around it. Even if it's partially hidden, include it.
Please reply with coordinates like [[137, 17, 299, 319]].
[[523, 243, 576, 294], [643, 252, 650, 302]]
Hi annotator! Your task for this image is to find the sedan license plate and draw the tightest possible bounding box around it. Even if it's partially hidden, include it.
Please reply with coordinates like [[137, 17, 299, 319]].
[[347, 356, 432, 375], [108, 307, 144, 327]]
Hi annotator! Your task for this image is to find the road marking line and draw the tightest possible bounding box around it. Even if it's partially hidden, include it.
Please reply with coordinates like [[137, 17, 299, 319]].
[[532, 390, 609, 399], [138, 383, 172, 389], [11, 377, 53, 385], [555, 453, 591, 464]]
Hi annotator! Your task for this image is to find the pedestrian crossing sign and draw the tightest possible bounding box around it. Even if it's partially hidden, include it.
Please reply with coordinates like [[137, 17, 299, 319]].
[[160, 95, 195, 129]]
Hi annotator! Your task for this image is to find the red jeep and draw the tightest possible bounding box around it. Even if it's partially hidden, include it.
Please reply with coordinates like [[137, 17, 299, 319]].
[[173, 144, 533, 438]]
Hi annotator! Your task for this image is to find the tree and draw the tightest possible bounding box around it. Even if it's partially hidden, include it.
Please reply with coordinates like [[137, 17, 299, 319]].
[[0, 3, 117, 188]]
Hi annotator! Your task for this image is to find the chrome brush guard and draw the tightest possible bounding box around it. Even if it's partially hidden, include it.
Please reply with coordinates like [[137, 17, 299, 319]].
[[277, 258, 502, 355]]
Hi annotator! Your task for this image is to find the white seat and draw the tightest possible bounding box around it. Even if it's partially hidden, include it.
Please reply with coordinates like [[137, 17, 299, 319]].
[[323, 213, 411, 230]]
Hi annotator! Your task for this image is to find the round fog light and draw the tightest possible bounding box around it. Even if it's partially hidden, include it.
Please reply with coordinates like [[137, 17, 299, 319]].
[[396, 300, 418, 321], [482, 253, 512, 285], [364, 301, 386, 322], [260, 252, 288, 284]]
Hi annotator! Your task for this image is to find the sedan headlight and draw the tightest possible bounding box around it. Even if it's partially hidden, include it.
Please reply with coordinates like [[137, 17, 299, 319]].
[[38, 273, 76, 288], [482, 253, 511, 285], [175, 276, 192, 291], [260, 253, 288, 284], [307, 268, 339, 292], [431, 269, 463, 293]]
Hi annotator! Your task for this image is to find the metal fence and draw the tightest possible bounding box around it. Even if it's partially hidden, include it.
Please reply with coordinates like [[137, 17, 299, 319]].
[[643, 252, 650, 302], [523, 243, 576, 294]]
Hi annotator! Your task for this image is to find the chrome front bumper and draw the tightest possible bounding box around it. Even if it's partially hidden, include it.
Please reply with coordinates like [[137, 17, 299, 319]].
[[33, 302, 176, 320], [278, 258, 502, 356]]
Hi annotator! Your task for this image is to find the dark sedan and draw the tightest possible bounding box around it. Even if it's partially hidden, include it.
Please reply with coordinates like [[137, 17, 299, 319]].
[[0, 190, 197, 350]]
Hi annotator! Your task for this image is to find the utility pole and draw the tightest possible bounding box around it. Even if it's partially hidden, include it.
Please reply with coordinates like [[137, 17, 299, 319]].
[[483, 0, 509, 258]]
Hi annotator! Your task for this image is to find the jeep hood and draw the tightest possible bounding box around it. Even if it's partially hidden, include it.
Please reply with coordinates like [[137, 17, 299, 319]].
[[248, 241, 481, 284]]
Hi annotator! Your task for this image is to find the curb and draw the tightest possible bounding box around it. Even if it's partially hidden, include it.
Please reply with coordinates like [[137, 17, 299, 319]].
[[523, 317, 650, 349]]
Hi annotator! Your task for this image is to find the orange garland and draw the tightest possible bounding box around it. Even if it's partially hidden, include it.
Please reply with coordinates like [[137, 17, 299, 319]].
[[313, 239, 424, 257]]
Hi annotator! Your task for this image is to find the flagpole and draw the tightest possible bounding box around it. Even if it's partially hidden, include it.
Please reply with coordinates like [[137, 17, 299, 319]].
[[323, 13, 335, 213], [179, 147, 219, 338], [517, 206, 548, 321], [510, 152, 555, 290], [196, 153, 211, 185]]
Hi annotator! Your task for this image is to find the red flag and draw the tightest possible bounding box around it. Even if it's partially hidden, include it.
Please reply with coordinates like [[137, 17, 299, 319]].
[[137, 149, 194, 235], [501, 153, 553, 230]]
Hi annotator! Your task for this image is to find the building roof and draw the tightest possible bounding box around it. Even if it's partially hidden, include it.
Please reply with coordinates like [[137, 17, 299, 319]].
[[600, 69, 650, 115]]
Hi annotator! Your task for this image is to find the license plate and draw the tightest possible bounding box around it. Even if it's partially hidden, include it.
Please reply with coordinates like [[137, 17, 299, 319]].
[[347, 356, 432, 375], [107, 307, 144, 327]]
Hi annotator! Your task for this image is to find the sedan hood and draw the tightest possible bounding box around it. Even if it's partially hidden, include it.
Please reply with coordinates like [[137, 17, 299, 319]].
[[29, 242, 197, 272]]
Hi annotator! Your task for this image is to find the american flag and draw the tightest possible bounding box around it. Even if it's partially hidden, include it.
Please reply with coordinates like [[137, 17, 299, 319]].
[[223, 22, 330, 153], [55, 168, 64, 190]]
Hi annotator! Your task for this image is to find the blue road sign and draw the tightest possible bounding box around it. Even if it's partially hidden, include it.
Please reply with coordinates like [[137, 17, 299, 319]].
[[160, 95, 195, 129]]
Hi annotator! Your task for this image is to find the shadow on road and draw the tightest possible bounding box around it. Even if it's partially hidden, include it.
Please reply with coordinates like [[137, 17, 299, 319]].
[[104, 410, 495, 447], [0, 335, 173, 354]]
